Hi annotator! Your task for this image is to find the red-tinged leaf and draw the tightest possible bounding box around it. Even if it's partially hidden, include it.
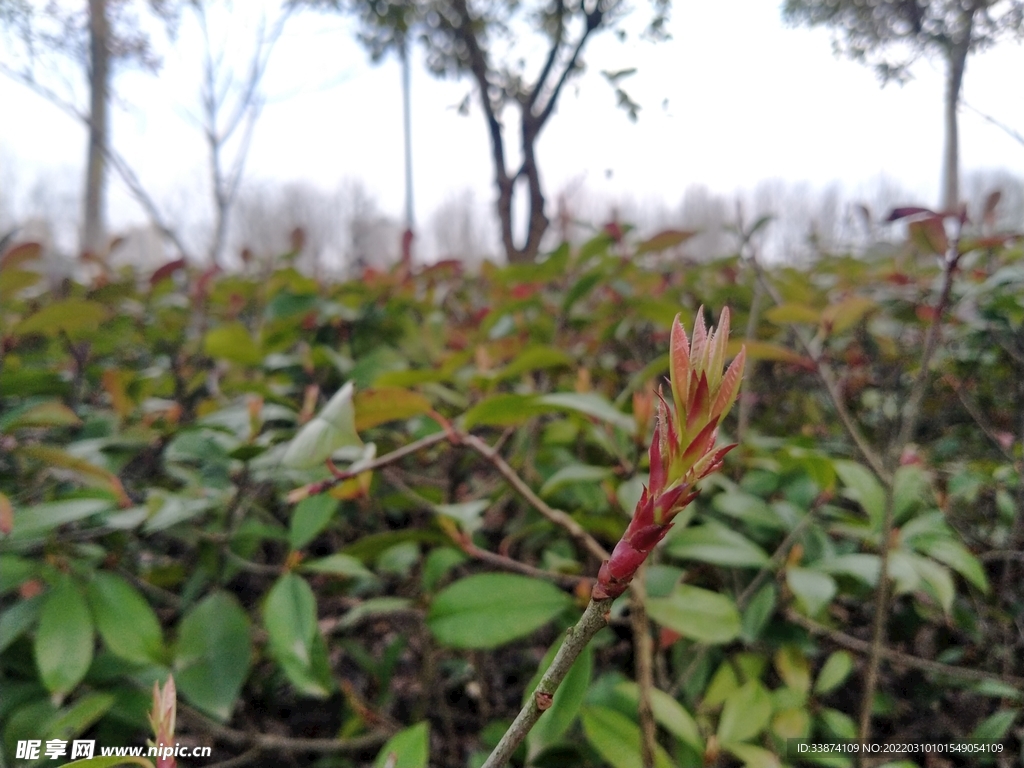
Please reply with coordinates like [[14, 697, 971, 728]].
[[0, 241, 42, 271], [17, 445, 132, 507], [686, 374, 710, 432], [908, 216, 948, 255], [680, 417, 720, 468], [886, 206, 935, 222], [510, 283, 540, 300], [353, 387, 431, 431], [690, 307, 708, 368], [712, 346, 745, 420], [102, 370, 133, 418], [635, 229, 697, 255], [0, 491, 12, 535], [885, 271, 914, 286], [150, 258, 187, 287], [915, 305, 940, 323], [649, 419, 666, 492], [959, 234, 1021, 253], [670, 314, 691, 409], [659, 627, 683, 649], [982, 190, 1001, 227]]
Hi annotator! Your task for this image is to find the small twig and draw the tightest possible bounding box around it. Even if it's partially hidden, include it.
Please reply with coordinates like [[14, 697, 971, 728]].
[[178, 704, 392, 754], [743, 243, 889, 482], [980, 550, 1024, 563], [630, 564, 657, 768], [457, 430, 610, 563], [481, 597, 612, 768], [787, 609, 1024, 690], [203, 748, 262, 768], [942, 375, 1015, 461], [857, 487, 895, 747], [288, 430, 449, 502]]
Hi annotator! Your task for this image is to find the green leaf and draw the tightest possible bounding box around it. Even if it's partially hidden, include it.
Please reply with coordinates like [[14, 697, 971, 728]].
[[301, 553, 374, 580], [580, 706, 674, 768], [427, 573, 571, 649], [540, 464, 613, 498], [374, 721, 429, 768], [0, 400, 82, 431], [354, 386, 432, 431], [494, 345, 572, 381], [821, 296, 877, 335], [263, 573, 332, 697], [921, 538, 989, 593], [615, 681, 703, 751], [725, 742, 784, 768], [0, 594, 42, 654], [87, 572, 165, 664], [175, 591, 252, 720], [203, 322, 263, 366], [712, 491, 785, 530], [289, 495, 339, 550], [36, 576, 94, 696], [834, 460, 886, 529], [283, 382, 362, 469], [46, 692, 115, 742], [434, 499, 489, 536], [815, 554, 880, 586], [667, 521, 770, 568], [15, 299, 107, 337], [910, 555, 955, 613], [645, 584, 741, 645], [462, 393, 546, 429], [970, 709, 1017, 741], [11, 498, 114, 539], [774, 645, 811, 694], [537, 392, 636, 435], [527, 642, 593, 758], [892, 464, 930, 522], [765, 302, 821, 325], [814, 651, 854, 694], [818, 707, 857, 738], [786, 567, 836, 616], [717, 680, 772, 744], [740, 584, 776, 642]]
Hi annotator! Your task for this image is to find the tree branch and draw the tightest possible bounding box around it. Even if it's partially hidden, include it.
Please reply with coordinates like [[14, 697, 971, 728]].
[[457, 430, 610, 563], [481, 597, 612, 768]]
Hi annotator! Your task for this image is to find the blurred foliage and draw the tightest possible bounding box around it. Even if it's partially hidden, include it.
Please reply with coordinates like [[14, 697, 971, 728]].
[[1, 218, 1023, 766]]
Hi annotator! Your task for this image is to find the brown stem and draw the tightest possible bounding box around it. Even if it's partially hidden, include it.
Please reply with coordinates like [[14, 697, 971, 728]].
[[457, 431, 610, 563], [787, 610, 1024, 689], [630, 564, 657, 767], [481, 597, 612, 768], [744, 244, 888, 482]]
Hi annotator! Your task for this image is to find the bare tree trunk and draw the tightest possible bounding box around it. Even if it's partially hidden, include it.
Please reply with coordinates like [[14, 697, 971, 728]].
[[941, 25, 971, 212], [83, 0, 110, 256]]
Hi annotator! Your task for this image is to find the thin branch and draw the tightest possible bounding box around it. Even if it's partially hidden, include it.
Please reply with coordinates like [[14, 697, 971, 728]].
[[743, 242, 889, 481], [525, 0, 566, 112], [178, 704, 392, 754], [287, 430, 449, 502], [942, 374, 1015, 461], [481, 597, 613, 768], [893, 247, 961, 452], [857, 486, 894, 745], [630, 563, 657, 768], [457, 430, 610, 563], [787, 610, 1024, 690], [532, 4, 609, 129], [963, 100, 1024, 149]]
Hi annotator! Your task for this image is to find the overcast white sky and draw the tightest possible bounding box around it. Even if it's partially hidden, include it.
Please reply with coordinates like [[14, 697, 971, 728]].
[[1, 0, 1023, 256]]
